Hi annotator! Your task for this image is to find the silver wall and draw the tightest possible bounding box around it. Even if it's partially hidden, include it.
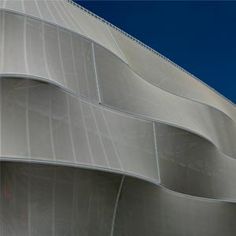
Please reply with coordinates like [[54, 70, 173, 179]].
[[0, 0, 235, 119], [0, 1, 235, 235], [1, 162, 236, 236], [0, 78, 158, 183]]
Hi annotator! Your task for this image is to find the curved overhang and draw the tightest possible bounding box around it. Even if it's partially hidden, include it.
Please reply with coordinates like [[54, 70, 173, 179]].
[[0, 1, 236, 235], [0, 1, 235, 119]]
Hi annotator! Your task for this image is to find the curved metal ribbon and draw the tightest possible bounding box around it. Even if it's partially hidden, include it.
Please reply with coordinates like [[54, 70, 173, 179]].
[[0, 2, 236, 235]]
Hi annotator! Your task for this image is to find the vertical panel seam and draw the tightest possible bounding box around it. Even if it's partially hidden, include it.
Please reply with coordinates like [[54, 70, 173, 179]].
[[52, 168, 56, 236], [44, 0, 57, 23], [106, 25, 127, 62], [89, 103, 111, 168], [69, 31, 80, 95], [0, 11, 4, 155], [24, 12, 31, 160], [91, 42, 102, 104], [42, 21, 52, 80], [41, 22, 56, 161], [26, 81, 31, 159], [49, 87, 56, 161], [66, 95, 76, 163], [54, 0, 75, 30], [91, 43, 112, 167], [153, 121, 161, 183], [61, 0, 86, 35], [0, 11, 5, 73], [57, 27, 67, 86], [101, 110, 124, 170], [23, 16, 29, 74], [110, 175, 125, 236], [27, 170, 31, 236], [80, 100, 95, 165], [33, 0, 42, 18], [57, 21, 77, 163]]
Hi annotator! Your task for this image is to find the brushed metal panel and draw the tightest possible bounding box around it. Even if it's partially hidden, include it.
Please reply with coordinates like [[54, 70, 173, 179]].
[[0, 79, 158, 182], [94, 44, 236, 159], [0, 162, 122, 236], [0, 11, 98, 102], [155, 123, 236, 200], [114, 177, 236, 236]]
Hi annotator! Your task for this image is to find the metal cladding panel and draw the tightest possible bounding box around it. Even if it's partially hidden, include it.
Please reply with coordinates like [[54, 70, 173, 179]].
[[0, 0, 234, 121], [2, 12, 26, 74], [0, 0, 127, 62], [114, 177, 236, 236], [0, 79, 158, 182], [110, 27, 236, 120], [35, 0, 58, 23], [0, 11, 98, 102], [0, 162, 123, 236], [0, 1, 236, 235], [4, 0, 23, 12], [1, 162, 236, 236], [23, 0, 41, 18], [155, 123, 236, 200], [94, 44, 236, 159], [60, 0, 127, 62]]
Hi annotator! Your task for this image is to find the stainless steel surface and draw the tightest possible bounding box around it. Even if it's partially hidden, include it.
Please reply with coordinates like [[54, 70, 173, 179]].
[[114, 176, 236, 236], [155, 123, 236, 200], [0, 1, 235, 118], [94, 44, 236, 159], [0, 1, 235, 235], [0, 162, 122, 236], [0, 78, 158, 183], [1, 162, 236, 236]]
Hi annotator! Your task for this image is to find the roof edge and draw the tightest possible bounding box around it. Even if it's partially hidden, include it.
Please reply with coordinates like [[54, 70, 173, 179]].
[[66, 0, 235, 106]]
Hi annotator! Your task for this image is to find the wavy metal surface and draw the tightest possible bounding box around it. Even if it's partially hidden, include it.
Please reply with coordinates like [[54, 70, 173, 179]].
[[0, 78, 158, 183], [1, 162, 236, 236], [0, 10, 235, 159], [0, 0, 235, 119], [0, 1, 236, 235], [94, 44, 236, 159]]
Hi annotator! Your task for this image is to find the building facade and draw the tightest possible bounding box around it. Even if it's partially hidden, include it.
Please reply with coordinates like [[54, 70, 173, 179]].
[[0, 0, 236, 235]]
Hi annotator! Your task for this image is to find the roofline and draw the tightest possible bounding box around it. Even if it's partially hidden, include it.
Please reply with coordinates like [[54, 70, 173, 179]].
[[66, 0, 235, 106]]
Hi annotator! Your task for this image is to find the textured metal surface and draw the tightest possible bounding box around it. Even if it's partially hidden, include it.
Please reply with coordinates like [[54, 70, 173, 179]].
[[0, 78, 158, 183], [155, 123, 236, 200], [114, 176, 236, 236], [94, 44, 236, 159], [0, 0, 235, 235], [0, 11, 98, 101], [1, 162, 236, 236], [0, 0, 235, 118], [0, 162, 123, 236]]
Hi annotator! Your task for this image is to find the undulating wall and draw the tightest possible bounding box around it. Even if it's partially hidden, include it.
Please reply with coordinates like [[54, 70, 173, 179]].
[[0, 1, 235, 235]]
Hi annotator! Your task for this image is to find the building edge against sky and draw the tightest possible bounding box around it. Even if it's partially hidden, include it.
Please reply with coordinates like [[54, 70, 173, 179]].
[[77, 0, 236, 105], [0, 0, 236, 235]]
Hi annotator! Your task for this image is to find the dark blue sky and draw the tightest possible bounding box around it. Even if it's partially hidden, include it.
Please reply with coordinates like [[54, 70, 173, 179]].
[[76, 1, 236, 103]]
